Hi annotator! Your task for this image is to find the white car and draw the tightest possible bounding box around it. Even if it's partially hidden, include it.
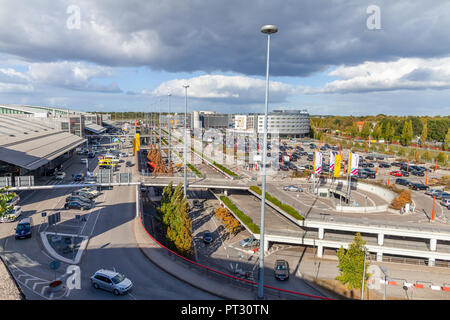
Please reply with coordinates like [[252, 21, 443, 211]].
[[79, 187, 100, 197], [91, 269, 133, 295], [1, 206, 22, 222], [81, 158, 88, 164], [120, 152, 127, 158], [441, 199, 450, 207], [283, 185, 303, 192], [55, 172, 66, 180]]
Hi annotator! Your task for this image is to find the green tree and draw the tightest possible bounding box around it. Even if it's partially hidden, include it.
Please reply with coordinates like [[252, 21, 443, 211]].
[[445, 128, 450, 151], [350, 122, 359, 138], [384, 122, 395, 143], [420, 121, 428, 145], [336, 233, 370, 291], [372, 123, 383, 141], [360, 122, 372, 139], [0, 187, 16, 218], [401, 120, 413, 146]]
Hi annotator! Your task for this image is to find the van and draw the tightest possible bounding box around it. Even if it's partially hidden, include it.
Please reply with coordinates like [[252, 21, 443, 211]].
[[15, 217, 32, 239]]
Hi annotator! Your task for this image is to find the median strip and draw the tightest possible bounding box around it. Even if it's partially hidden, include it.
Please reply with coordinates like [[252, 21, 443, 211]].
[[219, 196, 260, 234]]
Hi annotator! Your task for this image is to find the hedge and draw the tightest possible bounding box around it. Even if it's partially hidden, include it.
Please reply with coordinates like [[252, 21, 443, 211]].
[[250, 186, 304, 220], [220, 196, 260, 234]]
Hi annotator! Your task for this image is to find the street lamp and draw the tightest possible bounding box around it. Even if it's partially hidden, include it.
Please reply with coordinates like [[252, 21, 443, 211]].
[[361, 245, 368, 300], [380, 266, 390, 300], [168, 93, 172, 164], [183, 84, 190, 197], [258, 24, 278, 300]]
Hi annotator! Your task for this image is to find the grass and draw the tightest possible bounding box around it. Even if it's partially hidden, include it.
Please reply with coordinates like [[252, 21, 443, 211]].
[[220, 196, 260, 234], [249, 186, 304, 220]]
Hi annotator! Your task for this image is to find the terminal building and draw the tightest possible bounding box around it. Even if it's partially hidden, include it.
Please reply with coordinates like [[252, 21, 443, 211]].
[[0, 104, 112, 181]]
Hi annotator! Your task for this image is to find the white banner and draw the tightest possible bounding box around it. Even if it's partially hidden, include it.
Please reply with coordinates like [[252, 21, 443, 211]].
[[314, 150, 322, 174], [350, 152, 359, 176], [329, 151, 335, 171]]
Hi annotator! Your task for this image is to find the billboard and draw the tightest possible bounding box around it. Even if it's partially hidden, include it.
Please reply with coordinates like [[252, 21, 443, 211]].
[[234, 115, 247, 130]]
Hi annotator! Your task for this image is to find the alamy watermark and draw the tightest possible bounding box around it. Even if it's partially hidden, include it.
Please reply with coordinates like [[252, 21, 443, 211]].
[[366, 5, 381, 30], [66, 5, 81, 30]]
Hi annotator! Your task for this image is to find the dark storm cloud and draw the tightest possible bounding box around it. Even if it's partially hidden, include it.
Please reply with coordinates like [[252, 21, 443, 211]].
[[0, 0, 449, 77]]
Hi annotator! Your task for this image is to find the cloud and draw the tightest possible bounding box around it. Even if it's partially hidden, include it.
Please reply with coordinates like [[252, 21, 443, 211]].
[[304, 57, 450, 94], [151, 74, 299, 103], [1, 1, 450, 77]]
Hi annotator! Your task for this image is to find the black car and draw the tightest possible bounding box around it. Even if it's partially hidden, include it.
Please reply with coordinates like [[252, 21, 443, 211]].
[[379, 162, 391, 168], [401, 171, 410, 177], [391, 162, 402, 167], [72, 190, 95, 199], [366, 156, 374, 160], [356, 171, 368, 179], [202, 231, 213, 244], [395, 178, 410, 186], [411, 170, 425, 177], [409, 183, 428, 191], [64, 201, 92, 210], [74, 173, 84, 181], [288, 163, 297, 170], [367, 163, 375, 168], [193, 200, 203, 209], [66, 195, 92, 204], [280, 165, 289, 171]]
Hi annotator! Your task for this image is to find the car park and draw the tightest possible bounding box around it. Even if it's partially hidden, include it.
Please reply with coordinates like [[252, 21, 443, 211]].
[[90, 269, 133, 295], [202, 231, 213, 244], [274, 260, 290, 281], [1, 206, 22, 223], [15, 217, 32, 239], [64, 200, 93, 210]]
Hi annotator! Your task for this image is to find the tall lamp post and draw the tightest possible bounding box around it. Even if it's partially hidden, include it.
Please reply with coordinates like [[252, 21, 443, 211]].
[[168, 93, 172, 164], [258, 24, 277, 300], [183, 84, 190, 197]]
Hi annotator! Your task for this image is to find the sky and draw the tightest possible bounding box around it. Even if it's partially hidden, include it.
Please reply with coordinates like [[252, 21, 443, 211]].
[[0, 0, 450, 116]]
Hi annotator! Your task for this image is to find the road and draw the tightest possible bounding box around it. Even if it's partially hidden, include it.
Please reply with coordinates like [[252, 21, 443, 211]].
[[0, 140, 218, 300]]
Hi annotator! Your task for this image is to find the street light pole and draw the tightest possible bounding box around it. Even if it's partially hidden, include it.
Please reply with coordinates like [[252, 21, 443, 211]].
[[361, 246, 367, 300], [183, 84, 190, 197], [258, 24, 277, 300], [168, 93, 172, 164]]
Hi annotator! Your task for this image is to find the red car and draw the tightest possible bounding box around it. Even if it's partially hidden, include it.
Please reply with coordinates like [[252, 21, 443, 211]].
[[389, 171, 402, 177]]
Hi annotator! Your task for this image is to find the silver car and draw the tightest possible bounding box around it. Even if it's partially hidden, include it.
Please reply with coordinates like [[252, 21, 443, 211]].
[[283, 185, 303, 192], [90, 269, 133, 295]]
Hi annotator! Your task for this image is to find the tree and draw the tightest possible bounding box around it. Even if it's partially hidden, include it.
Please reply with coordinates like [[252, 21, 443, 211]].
[[401, 120, 413, 146], [372, 123, 383, 141], [384, 122, 395, 143], [420, 121, 428, 145], [0, 187, 16, 218], [445, 128, 450, 151], [336, 233, 370, 291], [360, 122, 372, 139], [350, 122, 359, 138]]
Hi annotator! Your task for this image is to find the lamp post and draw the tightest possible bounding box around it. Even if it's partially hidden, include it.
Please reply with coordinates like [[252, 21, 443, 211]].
[[183, 84, 190, 197], [168, 93, 172, 164], [380, 266, 389, 300], [159, 98, 162, 150], [258, 24, 277, 300]]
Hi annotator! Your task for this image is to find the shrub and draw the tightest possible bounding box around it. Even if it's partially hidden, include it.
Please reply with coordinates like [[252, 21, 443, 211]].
[[214, 207, 241, 235], [220, 196, 260, 234], [250, 186, 304, 220], [390, 190, 412, 210]]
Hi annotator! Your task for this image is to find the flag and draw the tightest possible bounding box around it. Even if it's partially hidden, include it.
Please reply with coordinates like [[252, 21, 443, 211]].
[[329, 151, 335, 171], [349, 152, 359, 176], [314, 150, 322, 174], [334, 155, 341, 177]]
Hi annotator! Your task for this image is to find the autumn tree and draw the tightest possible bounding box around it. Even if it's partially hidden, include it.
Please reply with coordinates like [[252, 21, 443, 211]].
[[336, 233, 370, 291]]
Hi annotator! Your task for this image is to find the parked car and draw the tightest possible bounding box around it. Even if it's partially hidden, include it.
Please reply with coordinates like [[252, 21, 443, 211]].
[[379, 162, 391, 168], [15, 217, 32, 239], [240, 236, 259, 248], [73, 173, 85, 181], [0, 206, 22, 223], [389, 171, 402, 177], [66, 195, 93, 204], [283, 185, 303, 192], [193, 200, 203, 209], [126, 161, 133, 167], [367, 162, 375, 168], [90, 269, 133, 295], [356, 171, 368, 179], [274, 260, 290, 281], [395, 178, 410, 186], [411, 170, 425, 177], [425, 189, 443, 197], [437, 192, 450, 200], [440, 199, 450, 207], [409, 183, 428, 191], [400, 171, 409, 177], [55, 172, 66, 180], [72, 190, 95, 199], [280, 165, 289, 171], [64, 200, 93, 210], [202, 231, 213, 244]]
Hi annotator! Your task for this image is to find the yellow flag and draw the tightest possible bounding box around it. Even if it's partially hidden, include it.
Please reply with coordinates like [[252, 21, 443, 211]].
[[136, 133, 140, 151], [334, 155, 341, 178]]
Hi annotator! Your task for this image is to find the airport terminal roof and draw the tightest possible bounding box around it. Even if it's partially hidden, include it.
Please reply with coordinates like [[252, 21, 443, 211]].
[[85, 122, 106, 134], [0, 130, 85, 170]]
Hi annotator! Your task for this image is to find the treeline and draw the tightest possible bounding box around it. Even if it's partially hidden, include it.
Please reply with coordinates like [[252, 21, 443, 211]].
[[311, 115, 450, 148]]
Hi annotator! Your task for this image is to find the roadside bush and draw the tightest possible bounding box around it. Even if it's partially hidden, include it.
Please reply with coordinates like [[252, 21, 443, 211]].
[[220, 196, 260, 234], [214, 207, 241, 235], [390, 190, 412, 210]]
